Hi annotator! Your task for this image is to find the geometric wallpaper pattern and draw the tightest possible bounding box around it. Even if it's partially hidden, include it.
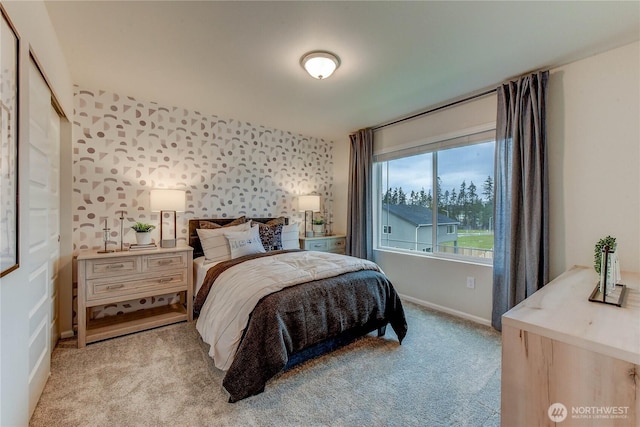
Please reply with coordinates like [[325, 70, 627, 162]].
[[73, 86, 334, 318], [73, 86, 334, 251]]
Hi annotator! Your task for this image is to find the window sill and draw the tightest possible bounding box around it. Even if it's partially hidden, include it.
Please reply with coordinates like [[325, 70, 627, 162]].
[[373, 247, 493, 267]]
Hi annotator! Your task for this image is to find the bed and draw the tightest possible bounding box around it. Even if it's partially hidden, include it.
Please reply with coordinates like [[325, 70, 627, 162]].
[[189, 217, 408, 402]]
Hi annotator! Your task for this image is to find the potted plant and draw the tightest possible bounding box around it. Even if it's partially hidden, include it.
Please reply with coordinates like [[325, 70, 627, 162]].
[[594, 235, 616, 274], [131, 222, 155, 245], [312, 218, 325, 236]]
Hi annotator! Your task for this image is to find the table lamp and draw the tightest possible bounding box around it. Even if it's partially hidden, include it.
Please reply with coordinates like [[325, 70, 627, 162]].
[[150, 189, 186, 248], [298, 195, 320, 237]]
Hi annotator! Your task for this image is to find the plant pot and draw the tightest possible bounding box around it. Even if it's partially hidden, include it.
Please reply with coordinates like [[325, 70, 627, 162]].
[[135, 232, 152, 245], [312, 224, 324, 236]]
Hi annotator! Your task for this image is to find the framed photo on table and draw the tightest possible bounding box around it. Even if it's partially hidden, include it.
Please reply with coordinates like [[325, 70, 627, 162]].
[[0, 10, 19, 278]]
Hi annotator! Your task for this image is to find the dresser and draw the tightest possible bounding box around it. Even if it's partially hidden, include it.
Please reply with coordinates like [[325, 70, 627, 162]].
[[76, 246, 193, 348], [299, 235, 346, 254], [501, 266, 639, 426]]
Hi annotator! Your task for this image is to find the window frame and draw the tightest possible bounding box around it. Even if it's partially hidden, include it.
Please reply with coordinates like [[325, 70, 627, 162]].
[[373, 124, 496, 265]]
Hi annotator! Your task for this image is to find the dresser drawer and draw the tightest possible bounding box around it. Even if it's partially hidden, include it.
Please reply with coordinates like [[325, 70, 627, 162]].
[[304, 239, 328, 251], [86, 270, 187, 303], [327, 237, 346, 253], [86, 256, 141, 279], [300, 235, 347, 254], [144, 252, 188, 272]]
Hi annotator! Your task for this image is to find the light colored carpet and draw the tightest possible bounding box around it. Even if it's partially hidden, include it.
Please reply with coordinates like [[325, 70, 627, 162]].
[[30, 302, 501, 427]]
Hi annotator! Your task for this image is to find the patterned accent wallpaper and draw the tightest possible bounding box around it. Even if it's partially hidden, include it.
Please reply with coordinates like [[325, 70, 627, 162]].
[[72, 87, 334, 318], [73, 87, 334, 251]]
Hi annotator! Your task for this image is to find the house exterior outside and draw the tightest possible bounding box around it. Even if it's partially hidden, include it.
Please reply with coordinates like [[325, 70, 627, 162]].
[[380, 203, 459, 252]]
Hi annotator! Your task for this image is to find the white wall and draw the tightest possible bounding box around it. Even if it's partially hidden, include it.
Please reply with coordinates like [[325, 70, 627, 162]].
[[332, 42, 640, 324], [547, 41, 640, 279], [375, 94, 497, 324], [376, 251, 493, 324], [0, 2, 73, 425]]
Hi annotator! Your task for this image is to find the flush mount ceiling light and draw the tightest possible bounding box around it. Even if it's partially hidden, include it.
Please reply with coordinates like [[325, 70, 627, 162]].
[[300, 51, 340, 80]]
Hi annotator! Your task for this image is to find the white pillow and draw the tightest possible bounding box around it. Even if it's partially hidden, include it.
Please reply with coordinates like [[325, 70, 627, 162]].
[[281, 223, 300, 250], [197, 221, 252, 262], [224, 225, 266, 259]]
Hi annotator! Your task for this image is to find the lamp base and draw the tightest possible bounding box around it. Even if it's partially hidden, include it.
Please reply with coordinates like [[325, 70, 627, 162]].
[[305, 231, 313, 237], [160, 239, 176, 248]]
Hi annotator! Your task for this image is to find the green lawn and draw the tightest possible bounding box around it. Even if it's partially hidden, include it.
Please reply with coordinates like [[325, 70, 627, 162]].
[[442, 231, 494, 250]]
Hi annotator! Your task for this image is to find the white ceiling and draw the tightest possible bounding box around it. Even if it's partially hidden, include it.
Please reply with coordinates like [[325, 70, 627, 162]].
[[45, 1, 640, 142]]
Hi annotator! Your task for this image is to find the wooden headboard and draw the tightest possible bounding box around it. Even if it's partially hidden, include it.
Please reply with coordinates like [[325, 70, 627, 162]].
[[189, 217, 289, 258]]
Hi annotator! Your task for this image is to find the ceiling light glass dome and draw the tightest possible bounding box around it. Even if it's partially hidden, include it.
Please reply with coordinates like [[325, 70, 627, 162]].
[[300, 51, 340, 80]]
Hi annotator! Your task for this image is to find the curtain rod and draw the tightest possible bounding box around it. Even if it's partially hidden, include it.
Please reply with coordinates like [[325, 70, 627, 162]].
[[371, 88, 496, 131]]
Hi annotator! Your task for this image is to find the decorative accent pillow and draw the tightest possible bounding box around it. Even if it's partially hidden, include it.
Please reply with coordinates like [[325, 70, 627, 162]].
[[281, 223, 300, 250], [198, 216, 246, 230], [197, 221, 252, 261], [198, 221, 221, 230], [255, 219, 285, 251], [224, 225, 265, 259]]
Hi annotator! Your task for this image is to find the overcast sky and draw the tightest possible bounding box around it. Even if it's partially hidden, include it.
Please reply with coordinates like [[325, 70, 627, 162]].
[[384, 141, 495, 199]]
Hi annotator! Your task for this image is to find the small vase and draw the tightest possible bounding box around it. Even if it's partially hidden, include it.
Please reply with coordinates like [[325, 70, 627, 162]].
[[599, 249, 620, 295], [135, 232, 152, 245]]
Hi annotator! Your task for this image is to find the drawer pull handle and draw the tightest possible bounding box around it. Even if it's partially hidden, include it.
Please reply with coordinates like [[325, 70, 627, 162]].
[[313, 244, 323, 248], [158, 260, 173, 265], [335, 241, 344, 246], [106, 284, 125, 290], [106, 264, 125, 269], [158, 278, 173, 283]]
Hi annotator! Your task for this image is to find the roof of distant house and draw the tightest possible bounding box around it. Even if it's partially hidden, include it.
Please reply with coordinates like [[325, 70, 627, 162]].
[[382, 203, 459, 226]]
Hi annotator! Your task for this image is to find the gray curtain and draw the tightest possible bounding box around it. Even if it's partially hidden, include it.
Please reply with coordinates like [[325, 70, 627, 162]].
[[346, 128, 373, 260], [492, 71, 550, 331]]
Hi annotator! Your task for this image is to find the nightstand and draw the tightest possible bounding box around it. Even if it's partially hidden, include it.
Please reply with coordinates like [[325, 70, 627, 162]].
[[76, 245, 193, 348], [299, 235, 346, 254]]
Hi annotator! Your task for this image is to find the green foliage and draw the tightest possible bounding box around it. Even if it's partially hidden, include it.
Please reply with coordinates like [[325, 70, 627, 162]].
[[382, 176, 494, 230], [594, 235, 616, 273], [131, 222, 155, 232], [312, 218, 325, 225], [440, 231, 494, 250]]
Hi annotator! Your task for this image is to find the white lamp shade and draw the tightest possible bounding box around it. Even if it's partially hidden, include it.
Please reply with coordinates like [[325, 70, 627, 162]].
[[150, 189, 186, 212], [298, 195, 320, 212], [301, 51, 340, 80]]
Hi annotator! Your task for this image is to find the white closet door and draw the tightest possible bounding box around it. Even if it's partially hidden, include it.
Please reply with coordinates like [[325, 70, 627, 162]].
[[48, 103, 61, 352], [27, 60, 60, 416]]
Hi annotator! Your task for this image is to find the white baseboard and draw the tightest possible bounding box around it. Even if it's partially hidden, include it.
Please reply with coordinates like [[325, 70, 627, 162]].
[[60, 330, 75, 339], [399, 293, 492, 327]]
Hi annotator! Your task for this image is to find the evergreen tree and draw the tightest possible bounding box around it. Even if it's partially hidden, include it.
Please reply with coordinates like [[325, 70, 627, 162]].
[[418, 188, 428, 207], [483, 176, 493, 203], [436, 177, 444, 208], [382, 188, 393, 204], [457, 181, 467, 226], [468, 181, 479, 228], [448, 188, 457, 220], [398, 187, 407, 205], [482, 176, 494, 230], [392, 188, 399, 205], [409, 190, 418, 205]]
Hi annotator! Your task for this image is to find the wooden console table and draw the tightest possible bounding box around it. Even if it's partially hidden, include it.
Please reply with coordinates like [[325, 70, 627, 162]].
[[77, 246, 193, 348], [501, 265, 639, 427]]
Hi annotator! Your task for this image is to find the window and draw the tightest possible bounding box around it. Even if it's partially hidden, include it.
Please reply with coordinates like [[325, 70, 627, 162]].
[[374, 130, 495, 262]]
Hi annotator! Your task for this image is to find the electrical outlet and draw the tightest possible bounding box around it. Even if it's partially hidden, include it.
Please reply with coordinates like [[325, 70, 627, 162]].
[[466, 276, 475, 289]]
